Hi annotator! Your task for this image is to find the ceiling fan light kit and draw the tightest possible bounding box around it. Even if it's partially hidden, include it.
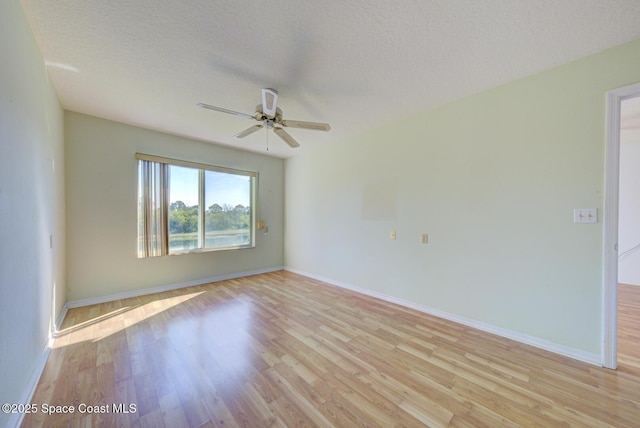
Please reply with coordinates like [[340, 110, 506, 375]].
[[198, 88, 330, 149]]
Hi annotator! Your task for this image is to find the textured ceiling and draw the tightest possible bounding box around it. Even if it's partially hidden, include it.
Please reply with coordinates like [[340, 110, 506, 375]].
[[21, 0, 640, 158]]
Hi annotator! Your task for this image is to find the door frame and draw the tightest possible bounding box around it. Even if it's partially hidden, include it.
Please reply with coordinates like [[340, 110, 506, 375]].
[[603, 82, 640, 369]]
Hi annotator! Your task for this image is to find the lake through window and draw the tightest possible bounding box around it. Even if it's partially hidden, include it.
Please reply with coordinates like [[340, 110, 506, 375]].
[[137, 154, 256, 257]]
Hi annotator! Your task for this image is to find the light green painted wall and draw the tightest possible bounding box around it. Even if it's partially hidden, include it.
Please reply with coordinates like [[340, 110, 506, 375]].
[[0, 2, 65, 426], [65, 112, 284, 301], [285, 39, 640, 356]]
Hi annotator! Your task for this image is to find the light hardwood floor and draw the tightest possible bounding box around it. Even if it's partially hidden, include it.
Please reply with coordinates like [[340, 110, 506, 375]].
[[618, 283, 640, 377], [23, 272, 640, 427]]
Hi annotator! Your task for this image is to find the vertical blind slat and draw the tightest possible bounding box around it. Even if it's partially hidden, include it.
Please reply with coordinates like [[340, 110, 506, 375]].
[[138, 160, 168, 257]]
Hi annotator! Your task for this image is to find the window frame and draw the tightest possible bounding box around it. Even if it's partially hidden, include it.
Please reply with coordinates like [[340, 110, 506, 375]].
[[136, 153, 258, 257]]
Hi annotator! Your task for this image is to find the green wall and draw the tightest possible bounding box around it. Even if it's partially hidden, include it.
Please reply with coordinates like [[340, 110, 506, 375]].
[[0, 2, 65, 426], [65, 112, 284, 301], [285, 39, 640, 359]]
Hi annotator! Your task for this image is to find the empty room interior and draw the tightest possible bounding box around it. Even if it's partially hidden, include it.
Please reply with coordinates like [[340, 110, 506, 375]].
[[3, 1, 640, 426]]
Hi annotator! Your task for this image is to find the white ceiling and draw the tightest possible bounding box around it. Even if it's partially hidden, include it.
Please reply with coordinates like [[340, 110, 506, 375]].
[[21, 0, 640, 158]]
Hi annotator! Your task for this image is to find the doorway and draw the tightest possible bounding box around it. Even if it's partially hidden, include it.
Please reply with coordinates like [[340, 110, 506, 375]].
[[603, 83, 640, 369], [617, 96, 640, 372]]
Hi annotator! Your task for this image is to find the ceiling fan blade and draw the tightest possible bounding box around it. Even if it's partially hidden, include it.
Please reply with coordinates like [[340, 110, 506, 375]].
[[281, 119, 331, 132], [233, 124, 264, 138], [197, 103, 255, 120], [273, 127, 300, 148], [261, 88, 278, 117]]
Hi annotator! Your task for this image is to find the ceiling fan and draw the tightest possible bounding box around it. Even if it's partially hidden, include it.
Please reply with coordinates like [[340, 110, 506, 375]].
[[197, 88, 330, 148]]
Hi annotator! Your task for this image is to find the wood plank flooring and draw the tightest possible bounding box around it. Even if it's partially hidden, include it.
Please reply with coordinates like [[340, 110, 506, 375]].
[[618, 283, 640, 377], [23, 272, 640, 427]]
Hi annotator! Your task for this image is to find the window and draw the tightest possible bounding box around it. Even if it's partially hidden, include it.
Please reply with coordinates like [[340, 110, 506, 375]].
[[137, 154, 256, 257]]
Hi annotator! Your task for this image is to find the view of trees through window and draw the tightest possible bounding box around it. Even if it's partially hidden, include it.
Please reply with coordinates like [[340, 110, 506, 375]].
[[168, 165, 252, 252]]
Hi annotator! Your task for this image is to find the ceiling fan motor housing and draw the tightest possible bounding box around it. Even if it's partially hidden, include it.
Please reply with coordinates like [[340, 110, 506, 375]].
[[255, 105, 283, 123]]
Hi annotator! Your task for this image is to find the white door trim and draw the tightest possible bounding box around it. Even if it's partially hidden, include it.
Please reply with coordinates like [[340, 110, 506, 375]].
[[603, 82, 640, 369]]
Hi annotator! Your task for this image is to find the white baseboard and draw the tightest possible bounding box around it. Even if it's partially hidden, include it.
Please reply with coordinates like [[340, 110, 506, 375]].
[[9, 304, 72, 427], [64, 266, 284, 310], [6, 343, 51, 428], [51, 304, 69, 339], [619, 281, 640, 287], [284, 267, 602, 367]]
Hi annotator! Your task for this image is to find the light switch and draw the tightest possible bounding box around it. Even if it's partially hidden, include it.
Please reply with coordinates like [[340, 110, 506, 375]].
[[390, 230, 396, 240], [573, 208, 597, 224]]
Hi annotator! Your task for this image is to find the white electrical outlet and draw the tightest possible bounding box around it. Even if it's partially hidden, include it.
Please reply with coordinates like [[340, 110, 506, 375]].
[[573, 208, 597, 224]]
